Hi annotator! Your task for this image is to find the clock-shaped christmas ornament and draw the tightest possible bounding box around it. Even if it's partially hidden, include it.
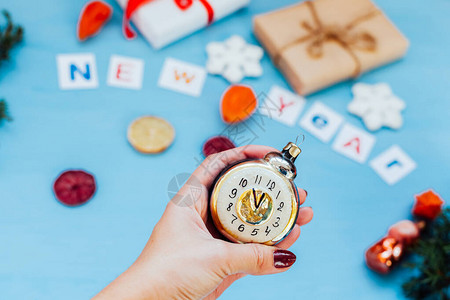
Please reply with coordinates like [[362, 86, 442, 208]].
[[210, 141, 302, 245]]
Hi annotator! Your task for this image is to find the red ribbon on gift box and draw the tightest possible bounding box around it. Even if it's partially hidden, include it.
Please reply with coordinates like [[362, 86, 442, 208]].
[[123, 0, 214, 40]]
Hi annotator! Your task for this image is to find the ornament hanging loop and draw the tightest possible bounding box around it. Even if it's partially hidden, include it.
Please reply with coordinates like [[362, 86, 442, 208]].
[[295, 134, 306, 147]]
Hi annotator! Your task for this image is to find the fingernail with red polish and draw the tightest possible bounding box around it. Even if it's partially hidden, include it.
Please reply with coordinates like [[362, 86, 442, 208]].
[[274, 249, 296, 268], [304, 189, 308, 197]]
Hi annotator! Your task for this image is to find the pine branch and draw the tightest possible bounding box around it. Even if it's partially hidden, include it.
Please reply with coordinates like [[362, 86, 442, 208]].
[[0, 99, 12, 122], [402, 208, 450, 299], [0, 10, 22, 126], [0, 10, 23, 65]]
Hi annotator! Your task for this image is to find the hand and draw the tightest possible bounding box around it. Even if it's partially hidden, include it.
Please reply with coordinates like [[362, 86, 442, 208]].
[[94, 145, 313, 300]]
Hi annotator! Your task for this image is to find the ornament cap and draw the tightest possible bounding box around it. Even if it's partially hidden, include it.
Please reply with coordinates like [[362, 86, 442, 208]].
[[264, 137, 304, 181], [282, 142, 301, 163]]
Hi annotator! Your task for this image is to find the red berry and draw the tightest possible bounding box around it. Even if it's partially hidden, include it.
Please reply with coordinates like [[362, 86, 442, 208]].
[[53, 170, 96, 206], [202, 136, 236, 157]]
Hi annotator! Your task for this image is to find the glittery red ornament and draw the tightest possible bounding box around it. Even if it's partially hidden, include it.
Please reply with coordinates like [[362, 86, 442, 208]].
[[365, 237, 404, 274], [412, 189, 444, 220], [202, 136, 236, 157], [53, 170, 96, 206]]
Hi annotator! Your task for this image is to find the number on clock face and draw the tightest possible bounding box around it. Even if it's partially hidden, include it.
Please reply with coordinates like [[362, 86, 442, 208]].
[[215, 165, 295, 244]]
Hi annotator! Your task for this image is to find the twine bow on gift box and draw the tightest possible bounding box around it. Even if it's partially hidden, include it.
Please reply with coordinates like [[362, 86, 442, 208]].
[[123, 0, 214, 40], [276, 1, 380, 77]]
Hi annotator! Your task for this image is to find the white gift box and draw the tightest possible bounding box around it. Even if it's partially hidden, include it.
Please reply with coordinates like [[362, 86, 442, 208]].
[[116, 0, 250, 49]]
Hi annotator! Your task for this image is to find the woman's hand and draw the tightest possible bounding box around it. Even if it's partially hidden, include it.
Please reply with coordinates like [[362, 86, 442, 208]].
[[94, 145, 313, 300]]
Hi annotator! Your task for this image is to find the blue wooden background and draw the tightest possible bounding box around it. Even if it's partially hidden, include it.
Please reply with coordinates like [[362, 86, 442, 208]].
[[0, 0, 449, 299]]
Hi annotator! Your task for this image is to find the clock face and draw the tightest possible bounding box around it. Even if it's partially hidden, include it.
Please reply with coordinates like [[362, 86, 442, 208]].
[[211, 161, 298, 245]]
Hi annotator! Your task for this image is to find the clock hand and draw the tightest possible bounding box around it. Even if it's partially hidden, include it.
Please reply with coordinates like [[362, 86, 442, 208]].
[[252, 188, 259, 208], [255, 192, 266, 209], [260, 193, 266, 207]]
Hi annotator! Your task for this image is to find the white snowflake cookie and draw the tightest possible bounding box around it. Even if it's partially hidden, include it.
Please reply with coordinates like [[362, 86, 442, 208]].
[[348, 83, 406, 131], [206, 35, 264, 83]]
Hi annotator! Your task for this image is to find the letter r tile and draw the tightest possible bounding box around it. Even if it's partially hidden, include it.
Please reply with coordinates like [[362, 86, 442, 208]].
[[370, 145, 417, 185]]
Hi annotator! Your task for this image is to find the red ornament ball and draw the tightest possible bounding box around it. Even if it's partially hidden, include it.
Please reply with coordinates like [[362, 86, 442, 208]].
[[365, 237, 404, 274], [387, 220, 419, 246], [202, 136, 236, 157], [53, 170, 96, 206]]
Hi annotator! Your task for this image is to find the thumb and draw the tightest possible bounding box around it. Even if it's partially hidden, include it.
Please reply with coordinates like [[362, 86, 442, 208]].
[[226, 243, 296, 275]]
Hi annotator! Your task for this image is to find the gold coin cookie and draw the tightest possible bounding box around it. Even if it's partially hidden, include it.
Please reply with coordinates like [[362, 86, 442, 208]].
[[127, 116, 175, 153]]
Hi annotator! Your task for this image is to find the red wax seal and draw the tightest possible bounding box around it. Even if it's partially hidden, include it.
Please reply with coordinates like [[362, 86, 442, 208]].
[[53, 170, 96, 206], [202, 136, 236, 157]]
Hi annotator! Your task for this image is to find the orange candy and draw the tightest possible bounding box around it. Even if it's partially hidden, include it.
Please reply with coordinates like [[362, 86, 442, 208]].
[[220, 85, 258, 124], [412, 189, 444, 220], [77, 1, 112, 41]]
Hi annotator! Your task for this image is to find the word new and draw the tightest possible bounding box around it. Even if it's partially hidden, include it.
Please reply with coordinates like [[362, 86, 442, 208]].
[[56, 54, 206, 96]]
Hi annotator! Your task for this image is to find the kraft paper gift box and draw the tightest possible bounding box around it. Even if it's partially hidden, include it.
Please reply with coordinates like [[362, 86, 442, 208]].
[[117, 0, 250, 49], [253, 0, 409, 95]]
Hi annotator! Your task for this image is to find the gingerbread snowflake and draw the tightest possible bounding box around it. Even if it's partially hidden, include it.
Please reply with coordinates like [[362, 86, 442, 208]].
[[206, 35, 263, 83], [348, 83, 406, 131]]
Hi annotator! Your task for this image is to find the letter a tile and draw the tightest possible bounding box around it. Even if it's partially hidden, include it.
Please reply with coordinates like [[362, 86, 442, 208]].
[[332, 123, 376, 163]]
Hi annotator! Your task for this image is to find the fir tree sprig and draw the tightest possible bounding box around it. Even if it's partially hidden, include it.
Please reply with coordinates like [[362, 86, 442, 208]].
[[0, 10, 23, 65], [403, 208, 450, 300], [0, 99, 12, 123], [1, 10, 22, 125]]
